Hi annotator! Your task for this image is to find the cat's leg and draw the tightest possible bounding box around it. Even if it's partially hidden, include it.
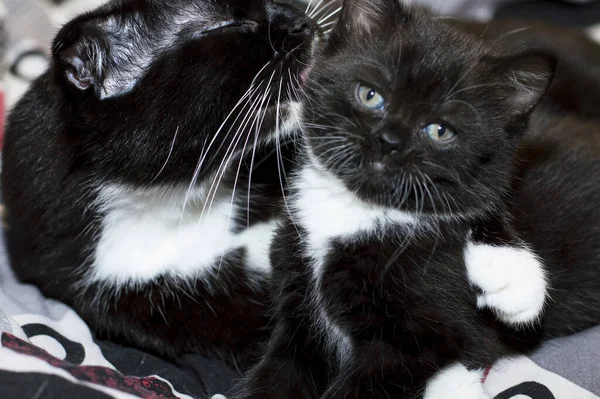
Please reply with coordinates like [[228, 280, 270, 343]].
[[234, 320, 327, 399], [465, 214, 547, 325]]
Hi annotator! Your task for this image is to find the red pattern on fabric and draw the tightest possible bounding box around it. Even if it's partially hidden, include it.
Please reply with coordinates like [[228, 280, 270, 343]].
[[1, 333, 182, 399], [482, 365, 492, 383]]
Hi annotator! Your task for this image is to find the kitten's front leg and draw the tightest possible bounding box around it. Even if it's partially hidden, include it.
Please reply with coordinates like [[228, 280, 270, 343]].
[[465, 214, 547, 325], [234, 320, 327, 399], [320, 343, 491, 399]]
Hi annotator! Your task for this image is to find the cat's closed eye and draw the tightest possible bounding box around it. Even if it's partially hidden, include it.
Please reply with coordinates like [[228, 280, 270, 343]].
[[423, 123, 456, 142], [356, 84, 385, 110], [201, 20, 257, 35]]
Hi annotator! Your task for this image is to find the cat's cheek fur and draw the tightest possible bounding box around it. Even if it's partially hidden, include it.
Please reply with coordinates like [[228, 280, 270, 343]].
[[423, 363, 491, 399], [464, 242, 547, 325], [90, 184, 275, 286]]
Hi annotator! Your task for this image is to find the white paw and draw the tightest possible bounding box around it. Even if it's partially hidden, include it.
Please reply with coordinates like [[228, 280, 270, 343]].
[[424, 363, 491, 399], [211, 395, 227, 399], [464, 242, 547, 325]]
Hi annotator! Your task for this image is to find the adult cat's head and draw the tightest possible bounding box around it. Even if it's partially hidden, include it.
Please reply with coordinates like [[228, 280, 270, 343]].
[[301, 0, 555, 217], [49, 0, 319, 185]]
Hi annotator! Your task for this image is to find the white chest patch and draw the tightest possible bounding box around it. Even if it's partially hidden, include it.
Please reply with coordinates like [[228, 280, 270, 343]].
[[292, 164, 418, 278], [90, 184, 276, 287], [291, 163, 419, 358]]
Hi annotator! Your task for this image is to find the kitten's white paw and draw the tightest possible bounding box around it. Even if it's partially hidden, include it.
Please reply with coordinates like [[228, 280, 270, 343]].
[[423, 363, 491, 399], [464, 242, 547, 325], [211, 395, 227, 399]]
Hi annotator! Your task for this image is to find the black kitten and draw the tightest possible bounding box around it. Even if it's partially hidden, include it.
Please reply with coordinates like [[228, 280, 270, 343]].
[[237, 1, 600, 398], [2, 0, 319, 368]]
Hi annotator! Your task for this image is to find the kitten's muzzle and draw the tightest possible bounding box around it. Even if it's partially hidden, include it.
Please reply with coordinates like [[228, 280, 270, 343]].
[[378, 131, 404, 156]]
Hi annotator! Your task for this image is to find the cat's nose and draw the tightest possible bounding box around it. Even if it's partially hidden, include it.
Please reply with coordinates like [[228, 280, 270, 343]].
[[288, 19, 315, 38], [379, 132, 403, 155], [269, 2, 315, 41]]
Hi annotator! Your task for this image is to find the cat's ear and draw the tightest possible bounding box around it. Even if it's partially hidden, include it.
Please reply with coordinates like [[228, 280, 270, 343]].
[[53, 24, 108, 96], [332, 0, 403, 40], [52, 18, 136, 99], [490, 51, 556, 116]]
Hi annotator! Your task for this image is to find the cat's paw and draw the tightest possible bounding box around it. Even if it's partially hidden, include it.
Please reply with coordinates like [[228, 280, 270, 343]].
[[423, 363, 491, 399], [464, 242, 547, 325]]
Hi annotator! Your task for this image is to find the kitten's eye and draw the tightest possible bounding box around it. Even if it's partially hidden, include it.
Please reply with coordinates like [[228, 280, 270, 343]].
[[423, 123, 456, 142], [357, 85, 385, 110]]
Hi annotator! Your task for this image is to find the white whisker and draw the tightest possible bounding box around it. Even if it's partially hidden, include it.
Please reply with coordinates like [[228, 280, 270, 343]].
[[180, 81, 261, 219], [309, 0, 325, 18], [317, 6, 342, 25], [150, 125, 179, 184]]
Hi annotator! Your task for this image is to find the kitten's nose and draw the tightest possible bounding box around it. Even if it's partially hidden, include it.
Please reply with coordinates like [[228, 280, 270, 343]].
[[379, 132, 403, 155]]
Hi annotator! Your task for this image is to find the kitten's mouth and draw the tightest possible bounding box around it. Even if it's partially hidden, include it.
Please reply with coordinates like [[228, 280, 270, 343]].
[[300, 67, 311, 86]]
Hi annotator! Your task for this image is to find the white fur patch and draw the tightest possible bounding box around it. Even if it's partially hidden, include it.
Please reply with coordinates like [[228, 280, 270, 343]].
[[293, 164, 418, 278], [464, 242, 547, 325], [91, 183, 275, 287], [424, 363, 491, 399], [292, 162, 419, 360]]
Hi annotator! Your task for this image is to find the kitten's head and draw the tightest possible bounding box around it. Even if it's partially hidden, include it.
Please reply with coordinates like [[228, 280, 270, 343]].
[[301, 0, 555, 217], [51, 0, 320, 184]]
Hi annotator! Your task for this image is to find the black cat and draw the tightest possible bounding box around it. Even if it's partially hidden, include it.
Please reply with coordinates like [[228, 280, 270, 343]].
[[1, 0, 319, 369], [237, 0, 600, 398]]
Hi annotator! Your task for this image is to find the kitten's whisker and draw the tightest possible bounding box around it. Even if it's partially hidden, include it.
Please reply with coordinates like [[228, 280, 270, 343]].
[[150, 125, 179, 184], [424, 173, 449, 215], [442, 66, 473, 102], [317, 142, 353, 162], [444, 83, 501, 101], [382, 230, 414, 277], [307, 135, 349, 140], [336, 152, 358, 172], [399, 171, 410, 207], [417, 177, 426, 215], [445, 99, 483, 124], [418, 170, 437, 218], [322, 145, 354, 171]]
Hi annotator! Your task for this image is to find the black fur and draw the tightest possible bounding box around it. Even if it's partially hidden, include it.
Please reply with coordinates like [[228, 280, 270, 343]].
[[2, 0, 314, 369], [237, 1, 600, 398]]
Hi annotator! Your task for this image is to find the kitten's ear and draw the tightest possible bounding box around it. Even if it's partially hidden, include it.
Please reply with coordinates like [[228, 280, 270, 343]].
[[332, 0, 403, 39], [53, 23, 108, 96], [490, 51, 556, 115]]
